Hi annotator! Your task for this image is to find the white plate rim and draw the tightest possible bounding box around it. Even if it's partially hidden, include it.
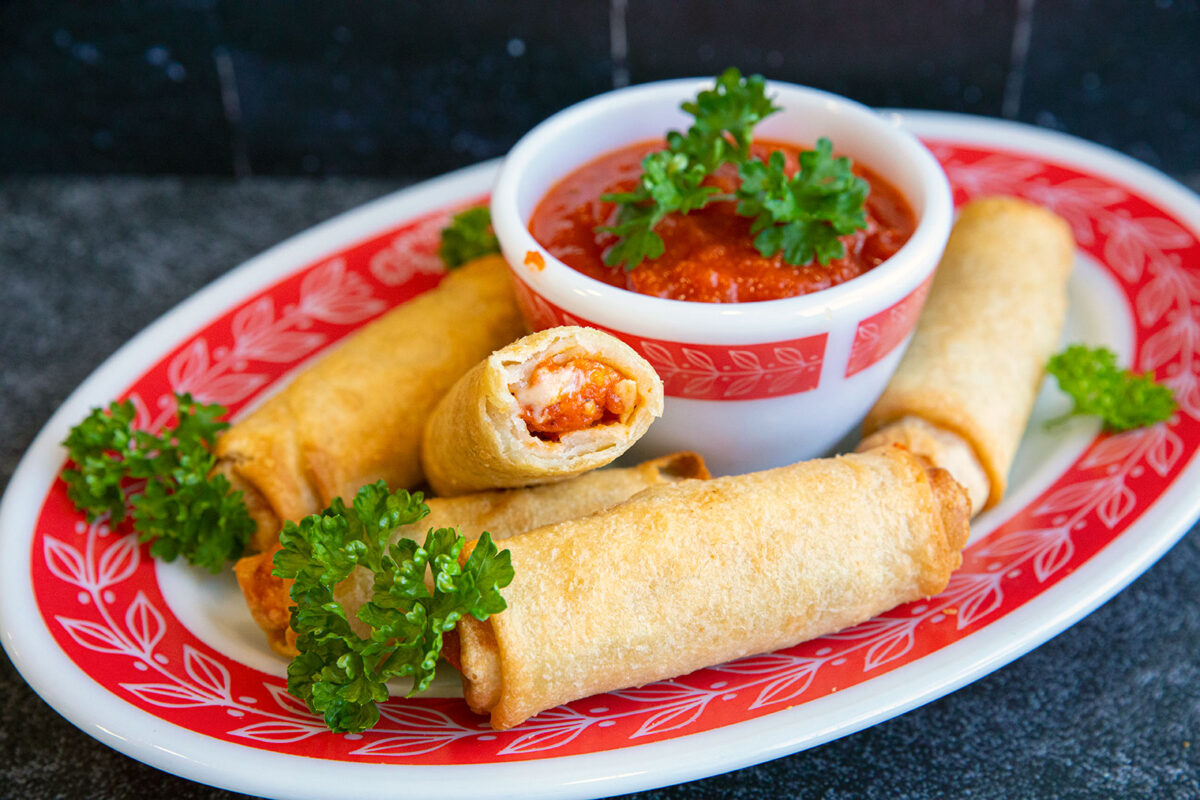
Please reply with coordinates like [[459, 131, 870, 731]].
[[2, 110, 1199, 800]]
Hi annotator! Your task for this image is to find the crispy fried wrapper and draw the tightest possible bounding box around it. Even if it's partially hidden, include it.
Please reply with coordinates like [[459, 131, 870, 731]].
[[420, 326, 664, 496], [236, 452, 709, 656], [860, 197, 1074, 512], [216, 255, 526, 554], [452, 446, 970, 731]]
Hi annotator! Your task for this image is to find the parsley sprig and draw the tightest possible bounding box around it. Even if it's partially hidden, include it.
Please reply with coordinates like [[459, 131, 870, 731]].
[[274, 481, 514, 733], [598, 67, 779, 270], [61, 393, 253, 573], [736, 138, 870, 266], [598, 68, 869, 271], [1046, 344, 1177, 431], [439, 206, 500, 268]]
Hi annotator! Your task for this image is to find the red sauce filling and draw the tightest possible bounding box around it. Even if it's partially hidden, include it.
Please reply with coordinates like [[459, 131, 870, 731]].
[[530, 139, 916, 303], [518, 358, 630, 441]]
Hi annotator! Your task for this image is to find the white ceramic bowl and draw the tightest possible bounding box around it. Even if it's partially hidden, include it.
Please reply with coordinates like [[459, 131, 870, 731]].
[[491, 78, 952, 475]]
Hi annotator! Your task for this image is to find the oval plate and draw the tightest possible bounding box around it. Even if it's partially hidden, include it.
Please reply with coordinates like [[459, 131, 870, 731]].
[[2, 111, 1199, 799]]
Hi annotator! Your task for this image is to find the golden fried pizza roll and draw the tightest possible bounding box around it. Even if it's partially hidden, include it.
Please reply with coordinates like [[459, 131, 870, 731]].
[[858, 415, 990, 516], [421, 326, 664, 496], [861, 197, 1074, 512], [216, 255, 526, 553], [453, 446, 970, 730], [236, 452, 709, 656]]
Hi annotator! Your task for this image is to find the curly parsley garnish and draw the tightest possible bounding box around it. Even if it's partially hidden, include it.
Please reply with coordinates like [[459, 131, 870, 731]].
[[1047, 344, 1177, 431], [597, 67, 868, 271], [274, 481, 514, 733], [439, 206, 500, 268], [61, 393, 253, 573], [736, 138, 870, 266]]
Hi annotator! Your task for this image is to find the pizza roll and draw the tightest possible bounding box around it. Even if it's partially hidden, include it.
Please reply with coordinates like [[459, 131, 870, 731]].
[[860, 197, 1074, 512], [216, 255, 526, 553], [421, 326, 664, 496], [236, 451, 709, 656], [452, 446, 970, 730]]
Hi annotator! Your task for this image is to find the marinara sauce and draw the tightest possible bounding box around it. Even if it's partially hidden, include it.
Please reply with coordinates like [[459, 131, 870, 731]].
[[530, 139, 915, 303]]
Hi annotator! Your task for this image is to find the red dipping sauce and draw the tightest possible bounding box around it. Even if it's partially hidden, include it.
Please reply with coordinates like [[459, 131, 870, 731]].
[[530, 139, 916, 303]]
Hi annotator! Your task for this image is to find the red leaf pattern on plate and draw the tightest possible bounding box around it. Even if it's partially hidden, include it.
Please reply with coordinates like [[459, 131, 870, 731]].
[[299, 258, 386, 323], [713, 652, 810, 675], [230, 296, 326, 362], [498, 712, 592, 755], [123, 682, 218, 708], [1024, 177, 1127, 246], [194, 372, 270, 407], [265, 683, 321, 718], [630, 697, 712, 738], [351, 732, 468, 757], [862, 623, 917, 671], [1034, 534, 1076, 582], [167, 339, 210, 395], [1140, 315, 1197, 372], [44, 536, 89, 588], [229, 721, 327, 744], [1080, 431, 1145, 468], [950, 573, 1006, 629], [96, 534, 140, 588], [368, 224, 446, 286], [976, 528, 1064, 559], [184, 646, 232, 701], [1097, 481, 1136, 529], [1146, 426, 1183, 477], [1137, 268, 1179, 327], [942, 155, 1044, 197], [1036, 479, 1110, 515], [26, 142, 1200, 763], [124, 591, 164, 654], [56, 617, 130, 655], [750, 660, 821, 708]]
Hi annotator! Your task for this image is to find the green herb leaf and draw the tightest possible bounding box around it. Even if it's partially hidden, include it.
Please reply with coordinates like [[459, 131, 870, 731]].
[[736, 138, 869, 266], [598, 67, 778, 270], [1046, 344, 1177, 431], [60, 394, 254, 573], [681, 67, 778, 163], [439, 206, 500, 268], [274, 481, 514, 733]]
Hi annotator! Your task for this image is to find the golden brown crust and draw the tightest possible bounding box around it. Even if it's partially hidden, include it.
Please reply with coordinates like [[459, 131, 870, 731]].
[[862, 197, 1074, 509], [233, 544, 297, 656], [216, 255, 526, 553], [457, 447, 971, 731], [421, 326, 665, 496], [235, 452, 709, 657], [919, 463, 971, 594], [456, 616, 504, 715], [858, 416, 990, 516]]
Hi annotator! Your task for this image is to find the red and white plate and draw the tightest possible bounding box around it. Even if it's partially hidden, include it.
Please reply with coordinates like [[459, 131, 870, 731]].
[[2, 112, 1199, 800]]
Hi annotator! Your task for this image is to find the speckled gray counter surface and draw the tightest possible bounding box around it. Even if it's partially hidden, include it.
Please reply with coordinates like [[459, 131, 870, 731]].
[[1, 177, 1197, 800]]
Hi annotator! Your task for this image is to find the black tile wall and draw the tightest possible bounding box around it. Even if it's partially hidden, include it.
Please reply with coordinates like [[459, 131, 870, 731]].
[[216, 0, 611, 176], [624, 0, 1018, 116], [1019, 0, 1200, 175], [0, 1, 233, 174], [0, 0, 1197, 181]]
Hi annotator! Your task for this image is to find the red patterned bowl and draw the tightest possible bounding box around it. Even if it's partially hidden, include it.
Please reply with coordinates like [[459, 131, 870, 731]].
[[491, 78, 953, 475]]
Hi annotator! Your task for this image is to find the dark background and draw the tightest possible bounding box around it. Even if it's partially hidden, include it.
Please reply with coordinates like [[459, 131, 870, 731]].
[[1, 0, 1197, 187], [1, 1, 1198, 799]]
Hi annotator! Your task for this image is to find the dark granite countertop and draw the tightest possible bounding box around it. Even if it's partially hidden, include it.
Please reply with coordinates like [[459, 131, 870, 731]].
[[1, 176, 1197, 800]]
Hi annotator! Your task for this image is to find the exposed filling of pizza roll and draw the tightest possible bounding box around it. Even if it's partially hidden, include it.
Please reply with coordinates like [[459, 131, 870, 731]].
[[421, 326, 664, 496], [513, 357, 636, 440]]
